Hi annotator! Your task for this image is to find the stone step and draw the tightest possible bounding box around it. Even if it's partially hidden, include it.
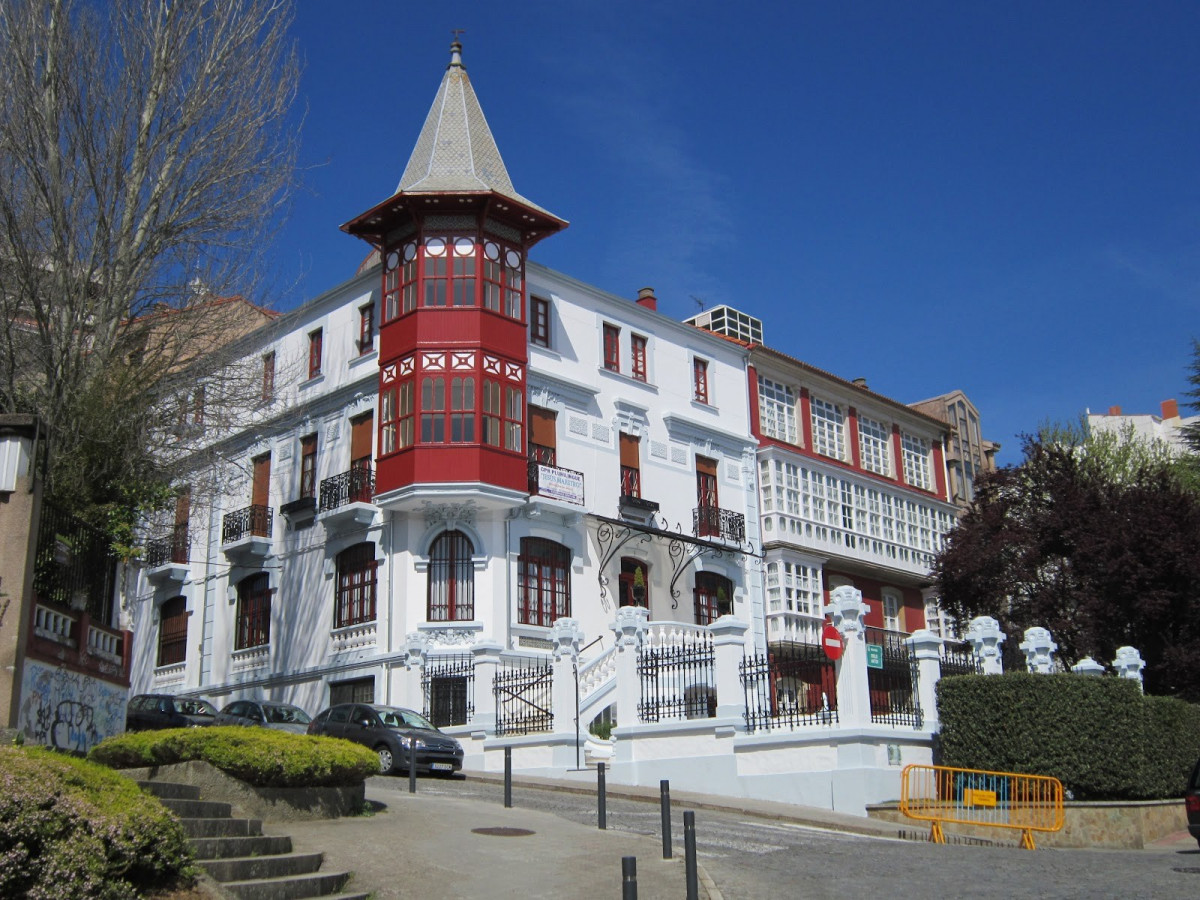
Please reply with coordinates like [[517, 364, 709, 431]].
[[188, 834, 294, 860], [138, 780, 201, 801], [199, 851, 325, 884], [180, 816, 264, 839], [221, 870, 353, 900], [160, 797, 235, 819]]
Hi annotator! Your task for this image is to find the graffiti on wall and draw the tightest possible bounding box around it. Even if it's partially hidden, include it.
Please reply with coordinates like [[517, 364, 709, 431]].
[[18, 660, 127, 753]]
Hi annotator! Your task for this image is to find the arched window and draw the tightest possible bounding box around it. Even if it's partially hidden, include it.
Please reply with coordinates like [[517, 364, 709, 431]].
[[428, 531, 474, 621], [336, 542, 378, 628], [157, 596, 188, 667], [694, 571, 733, 626], [618, 558, 649, 608], [235, 573, 271, 650], [518, 538, 571, 627]]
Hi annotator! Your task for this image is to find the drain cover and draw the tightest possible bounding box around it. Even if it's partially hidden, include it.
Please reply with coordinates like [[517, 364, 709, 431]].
[[472, 826, 535, 837]]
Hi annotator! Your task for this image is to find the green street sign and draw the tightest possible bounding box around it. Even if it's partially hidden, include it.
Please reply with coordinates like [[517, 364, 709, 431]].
[[866, 643, 884, 670]]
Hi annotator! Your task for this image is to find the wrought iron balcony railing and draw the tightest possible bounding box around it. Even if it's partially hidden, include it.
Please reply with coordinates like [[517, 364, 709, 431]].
[[693, 505, 746, 543], [145, 523, 189, 568], [319, 466, 376, 512], [222, 504, 273, 544]]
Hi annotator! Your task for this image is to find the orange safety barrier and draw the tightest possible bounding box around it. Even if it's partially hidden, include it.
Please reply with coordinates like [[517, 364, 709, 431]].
[[899, 763, 1064, 849]]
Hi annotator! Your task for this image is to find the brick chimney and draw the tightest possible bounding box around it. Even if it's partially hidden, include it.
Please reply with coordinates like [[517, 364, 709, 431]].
[[1107, 405, 1122, 416], [1161, 399, 1180, 420], [636, 287, 657, 311]]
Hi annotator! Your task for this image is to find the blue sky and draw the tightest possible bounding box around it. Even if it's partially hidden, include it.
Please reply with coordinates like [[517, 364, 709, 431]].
[[277, 1, 1200, 466]]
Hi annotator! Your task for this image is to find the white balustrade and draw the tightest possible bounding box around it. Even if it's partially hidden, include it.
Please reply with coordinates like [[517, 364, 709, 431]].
[[34, 604, 76, 647]]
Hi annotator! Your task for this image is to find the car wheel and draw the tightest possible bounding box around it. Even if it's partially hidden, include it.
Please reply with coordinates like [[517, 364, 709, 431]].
[[375, 744, 395, 774]]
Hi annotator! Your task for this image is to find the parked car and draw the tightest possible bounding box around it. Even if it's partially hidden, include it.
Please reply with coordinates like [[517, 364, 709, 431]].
[[215, 699, 312, 734], [307, 703, 464, 776], [1186, 756, 1200, 848], [125, 693, 217, 731]]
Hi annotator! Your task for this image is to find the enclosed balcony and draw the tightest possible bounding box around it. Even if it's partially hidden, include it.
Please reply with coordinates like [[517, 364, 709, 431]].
[[319, 466, 378, 532], [221, 504, 273, 561], [145, 524, 190, 585], [693, 505, 746, 544]]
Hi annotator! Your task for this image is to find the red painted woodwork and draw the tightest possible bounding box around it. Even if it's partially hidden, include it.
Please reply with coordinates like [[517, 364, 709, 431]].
[[847, 406, 862, 469], [932, 439, 948, 501]]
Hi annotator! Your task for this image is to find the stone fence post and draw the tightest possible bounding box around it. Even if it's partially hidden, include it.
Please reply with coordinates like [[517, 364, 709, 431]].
[[709, 615, 749, 723], [1019, 626, 1058, 673], [549, 618, 585, 734], [824, 585, 870, 728], [964, 616, 1006, 675], [470, 640, 504, 735], [402, 632, 431, 711], [1071, 657, 1105, 676], [1113, 646, 1146, 690], [610, 606, 649, 726], [905, 629, 944, 730]]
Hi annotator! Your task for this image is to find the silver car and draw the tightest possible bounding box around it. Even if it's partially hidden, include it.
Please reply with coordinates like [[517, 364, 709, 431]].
[[215, 699, 312, 734]]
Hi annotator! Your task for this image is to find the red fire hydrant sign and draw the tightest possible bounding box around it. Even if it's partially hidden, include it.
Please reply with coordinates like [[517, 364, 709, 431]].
[[821, 623, 843, 661]]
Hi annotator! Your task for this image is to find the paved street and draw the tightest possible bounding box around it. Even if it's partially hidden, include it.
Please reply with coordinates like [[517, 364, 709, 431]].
[[388, 775, 1200, 899]]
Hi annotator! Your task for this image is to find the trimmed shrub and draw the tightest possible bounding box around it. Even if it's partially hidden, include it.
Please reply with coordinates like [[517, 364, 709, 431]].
[[0, 745, 192, 900], [1141, 694, 1200, 798], [937, 673, 1200, 800], [89, 726, 378, 788]]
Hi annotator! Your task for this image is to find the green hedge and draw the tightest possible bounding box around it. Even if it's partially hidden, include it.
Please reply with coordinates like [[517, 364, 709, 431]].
[[0, 745, 193, 900], [88, 726, 379, 788], [936, 673, 1200, 800]]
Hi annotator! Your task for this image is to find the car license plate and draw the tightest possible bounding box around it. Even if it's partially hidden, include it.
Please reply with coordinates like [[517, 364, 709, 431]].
[[431, 763, 453, 771]]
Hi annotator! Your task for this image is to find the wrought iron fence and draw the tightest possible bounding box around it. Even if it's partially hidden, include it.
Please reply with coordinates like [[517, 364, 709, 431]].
[[423, 653, 474, 727], [145, 523, 189, 568], [33, 501, 117, 623], [319, 466, 375, 511], [940, 638, 982, 677], [494, 655, 553, 736], [865, 626, 922, 727], [221, 504, 272, 543], [741, 641, 838, 731], [693, 505, 746, 543], [638, 632, 716, 723]]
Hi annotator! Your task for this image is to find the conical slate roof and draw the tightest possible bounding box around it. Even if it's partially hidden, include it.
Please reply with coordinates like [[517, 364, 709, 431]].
[[396, 42, 555, 218]]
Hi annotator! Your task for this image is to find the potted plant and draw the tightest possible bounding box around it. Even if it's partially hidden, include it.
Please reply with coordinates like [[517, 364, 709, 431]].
[[631, 567, 646, 606], [716, 586, 732, 617]]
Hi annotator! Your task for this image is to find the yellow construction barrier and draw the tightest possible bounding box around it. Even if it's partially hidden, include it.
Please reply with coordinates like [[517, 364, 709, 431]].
[[899, 763, 1064, 849]]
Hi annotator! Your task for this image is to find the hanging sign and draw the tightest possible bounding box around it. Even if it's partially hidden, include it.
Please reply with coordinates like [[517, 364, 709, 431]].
[[821, 623, 844, 661]]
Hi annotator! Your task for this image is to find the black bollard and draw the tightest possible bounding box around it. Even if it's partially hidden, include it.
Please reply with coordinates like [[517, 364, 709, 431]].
[[598, 761, 607, 830], [621, 855, 637, 900], [503, 745, 512, 808], [408, 738, 417, 794], [684, 810, 698, 900], [660, 779, 672, 859]]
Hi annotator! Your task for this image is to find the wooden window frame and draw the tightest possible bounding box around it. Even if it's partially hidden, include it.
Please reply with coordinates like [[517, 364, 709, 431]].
[[427, 531, 475, 622], [530, 296, 550, 347], [631, 334, 647, 381], [157, 596, 189, 667], [235, 573, 272, 650], [358, 302, 375, 355], [308, 328, 323, 379], [693, 357, 709, 404], [299, 434, 317, 499], [603, 324, 620, 373], [336, 542, 378, 628], [518, 538, 571, 627]]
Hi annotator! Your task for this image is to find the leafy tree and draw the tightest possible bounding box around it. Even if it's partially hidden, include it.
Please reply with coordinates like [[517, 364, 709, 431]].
[[934, 424, 1200, 700], [0, 0, 298, 541]]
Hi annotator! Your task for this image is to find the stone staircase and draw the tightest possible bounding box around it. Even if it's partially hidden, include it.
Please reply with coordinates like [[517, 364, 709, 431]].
[[141, 780, 369, 900]]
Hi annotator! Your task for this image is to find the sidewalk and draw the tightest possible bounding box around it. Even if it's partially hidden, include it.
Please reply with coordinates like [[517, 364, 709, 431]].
[[281, 779, 704, 899]]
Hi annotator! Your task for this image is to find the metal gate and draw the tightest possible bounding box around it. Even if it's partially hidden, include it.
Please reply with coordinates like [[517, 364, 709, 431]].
[[493, 656, 552, 736]]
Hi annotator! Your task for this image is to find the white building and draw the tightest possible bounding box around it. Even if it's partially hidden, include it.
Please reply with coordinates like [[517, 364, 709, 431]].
[[1087, 398, 1198, 455]]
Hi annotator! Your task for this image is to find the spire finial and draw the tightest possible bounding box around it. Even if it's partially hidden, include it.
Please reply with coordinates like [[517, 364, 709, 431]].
[[449, 30, 465, 68]]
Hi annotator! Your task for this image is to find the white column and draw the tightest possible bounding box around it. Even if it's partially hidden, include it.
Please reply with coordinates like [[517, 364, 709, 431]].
[[402, 632, 431, 711], [610, 605, 649, 726], [824, 585, 870, 727], [964, 615, 1007, 675], [1071, 657, 1105, 676], [905, 628, 944, 730], [470, 640, 504, 735], [1113, 646, 1146, 690], [549, 617, 585, 733], [1019, 626, 1058, 673], [710, 615, 749, 723]]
